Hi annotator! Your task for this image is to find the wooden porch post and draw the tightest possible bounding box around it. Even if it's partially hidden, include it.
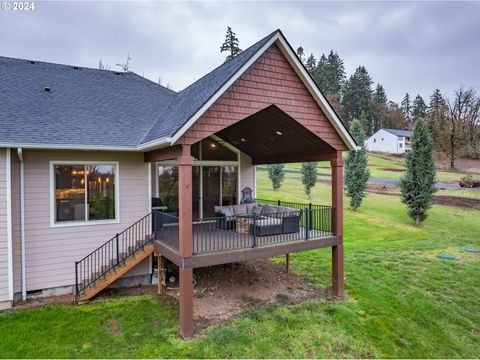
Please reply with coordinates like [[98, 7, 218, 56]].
[[331, 152, 344, 299], [177, 145, 194, 338]]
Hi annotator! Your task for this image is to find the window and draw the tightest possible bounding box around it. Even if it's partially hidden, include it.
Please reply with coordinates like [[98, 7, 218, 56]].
[[52, 162, 118, 225], [373, 139, 376, 143], [399, 143, 403, 148]]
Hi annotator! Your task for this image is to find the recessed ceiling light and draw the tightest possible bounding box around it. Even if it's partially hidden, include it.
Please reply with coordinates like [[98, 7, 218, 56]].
[[241, 138, 246, 142], [210, 143, 217, 149], [276, 131, 283, 136]]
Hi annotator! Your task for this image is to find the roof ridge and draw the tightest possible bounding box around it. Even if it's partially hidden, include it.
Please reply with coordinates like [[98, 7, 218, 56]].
[[140, 29, 280, 145]]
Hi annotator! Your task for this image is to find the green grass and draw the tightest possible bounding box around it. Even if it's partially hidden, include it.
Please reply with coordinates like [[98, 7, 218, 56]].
[[263, 153, 477, 187], [1, 171, 479, 358]]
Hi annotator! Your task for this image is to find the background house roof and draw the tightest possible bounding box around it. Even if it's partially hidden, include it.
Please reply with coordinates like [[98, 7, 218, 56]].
[[383, 129, 413, 138]]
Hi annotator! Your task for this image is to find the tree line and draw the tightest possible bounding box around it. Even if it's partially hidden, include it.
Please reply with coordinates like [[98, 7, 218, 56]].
[[296, 46, 480, 168]]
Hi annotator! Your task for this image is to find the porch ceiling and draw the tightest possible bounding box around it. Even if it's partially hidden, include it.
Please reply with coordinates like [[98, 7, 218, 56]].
[[216, 105, 336, 165]]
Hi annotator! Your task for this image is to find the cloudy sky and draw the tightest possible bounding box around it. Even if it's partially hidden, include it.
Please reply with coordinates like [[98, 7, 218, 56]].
[[1, 1, 478, 102]]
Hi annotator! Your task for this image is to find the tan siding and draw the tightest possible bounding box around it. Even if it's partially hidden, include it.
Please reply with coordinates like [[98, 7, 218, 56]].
[[239, 152, 255, 197], [20, 150, 151, 291], [0, 149, 9, 301]]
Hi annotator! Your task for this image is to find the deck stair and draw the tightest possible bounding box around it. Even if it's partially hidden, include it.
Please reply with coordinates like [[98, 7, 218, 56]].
[[75, 212, 156, 302]]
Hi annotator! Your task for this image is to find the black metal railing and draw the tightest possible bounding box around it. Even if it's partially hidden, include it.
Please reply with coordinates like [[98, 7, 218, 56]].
[[192, 203, 333, 254], [75, 212, 155, 299], [256, 199, 334, 232], [152, 211, 180, 250]]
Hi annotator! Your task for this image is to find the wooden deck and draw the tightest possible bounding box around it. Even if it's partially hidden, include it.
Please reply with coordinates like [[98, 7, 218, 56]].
[[153, 224, 337, 269]]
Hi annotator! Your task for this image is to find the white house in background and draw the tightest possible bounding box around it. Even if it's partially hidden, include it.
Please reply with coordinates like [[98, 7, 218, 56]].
[[365, 128, 413, 154]]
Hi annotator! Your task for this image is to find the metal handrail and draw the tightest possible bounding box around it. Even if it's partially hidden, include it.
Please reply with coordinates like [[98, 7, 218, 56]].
[[75, 211, 158, 298]]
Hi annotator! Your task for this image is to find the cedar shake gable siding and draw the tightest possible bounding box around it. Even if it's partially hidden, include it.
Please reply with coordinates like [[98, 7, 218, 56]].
[[175, 43, 347, 151]]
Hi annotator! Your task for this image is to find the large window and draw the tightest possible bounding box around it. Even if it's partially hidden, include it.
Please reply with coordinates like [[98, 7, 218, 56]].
[[52, 162, 118, 225]]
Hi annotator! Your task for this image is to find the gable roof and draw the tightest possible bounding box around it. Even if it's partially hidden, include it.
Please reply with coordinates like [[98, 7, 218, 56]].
[[0, 29, 357, 151], [141, 30, 279, 146], [383, 129, 413, 138]]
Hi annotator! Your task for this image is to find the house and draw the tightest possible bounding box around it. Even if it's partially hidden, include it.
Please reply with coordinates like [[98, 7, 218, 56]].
[[0, 29, 356, 338], [365, 128, 413, 154]]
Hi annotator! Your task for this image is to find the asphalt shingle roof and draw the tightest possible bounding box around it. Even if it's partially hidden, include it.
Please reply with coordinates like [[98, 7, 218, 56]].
[[383, 129, 413, 138], [0, 57, 176, 147], [142, 30, 278, 143], [0, 30, 279, 149]]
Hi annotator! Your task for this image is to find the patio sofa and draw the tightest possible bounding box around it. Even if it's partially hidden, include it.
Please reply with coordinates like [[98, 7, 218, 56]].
[[214, 203, 301, 235]]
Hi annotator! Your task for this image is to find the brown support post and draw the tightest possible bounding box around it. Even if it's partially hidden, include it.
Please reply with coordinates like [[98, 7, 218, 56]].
[[177, 145, 194, 338], [286, 253, 290, 273], [331, 152, 344, 299], [179, 268, 194, 338]]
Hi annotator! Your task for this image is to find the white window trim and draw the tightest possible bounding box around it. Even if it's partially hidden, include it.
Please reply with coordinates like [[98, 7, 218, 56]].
[[49, 160, 120, 228]]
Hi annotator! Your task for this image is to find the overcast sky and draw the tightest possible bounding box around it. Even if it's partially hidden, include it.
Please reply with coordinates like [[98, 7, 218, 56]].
[[1, 1, 478, 103]]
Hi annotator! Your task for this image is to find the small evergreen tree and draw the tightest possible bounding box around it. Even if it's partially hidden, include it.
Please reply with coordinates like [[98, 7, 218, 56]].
[[400, 119, 437, 224], [267, 164, 285, 191], [401, 93, 412, 130], [301, 162, 318, 198], [220, 26, 242, 61], [345, 119, 370, 210]]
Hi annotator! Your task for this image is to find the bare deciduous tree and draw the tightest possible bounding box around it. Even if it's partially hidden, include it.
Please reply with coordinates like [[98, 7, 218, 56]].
[[446, 86, 480, 168]]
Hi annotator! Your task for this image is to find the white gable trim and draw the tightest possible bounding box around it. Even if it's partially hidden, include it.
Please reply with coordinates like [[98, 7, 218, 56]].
[[275, 36, 357, 151], [168, 34, 280, 147]]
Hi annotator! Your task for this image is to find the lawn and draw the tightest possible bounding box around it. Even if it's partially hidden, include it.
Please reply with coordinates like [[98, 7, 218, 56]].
[[268, 153, 474, 184], [1, 171, 479, 358]]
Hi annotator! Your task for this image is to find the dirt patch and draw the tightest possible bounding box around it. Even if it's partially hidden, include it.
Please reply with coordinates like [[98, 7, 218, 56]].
[[367, 188, 480, 210], [435, 158, 480, 173], [9, 294, 73, 311], [102, 318, 123, 336], [166, 259, 325, 326], [380, 167, 405, 173], [432, 195, 480, 210]]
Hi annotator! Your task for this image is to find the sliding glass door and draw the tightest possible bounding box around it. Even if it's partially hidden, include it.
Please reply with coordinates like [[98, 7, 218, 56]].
[[157, 164, 238, 219]]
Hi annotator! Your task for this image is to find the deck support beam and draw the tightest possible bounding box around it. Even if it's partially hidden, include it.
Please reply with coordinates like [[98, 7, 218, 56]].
[[331, 153, 344, 299], [179, 268, 194, 339], [177, 145, 194, 338]]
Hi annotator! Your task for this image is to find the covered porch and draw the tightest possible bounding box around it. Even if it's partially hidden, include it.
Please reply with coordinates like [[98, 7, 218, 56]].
[[145, 105, 345, 338]]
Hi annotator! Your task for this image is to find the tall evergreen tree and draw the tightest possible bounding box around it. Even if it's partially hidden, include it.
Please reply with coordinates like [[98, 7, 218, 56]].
[[411, 95, 427, 121], [342, 66, 373, 129], [296, 46, 305, 63], [427, 89, 448, 148], [305, 54, 316, 73], [300, 162, 318, 199], [325, 50, 346, 100], [372, 83, 388, 132], [267, 164, 285, 191], [401, 93, 412, 130], [345, 119, 370, 210], [400, 119, 437, 224], [220, 26, 242, 61], [312, 54, 328, 92]]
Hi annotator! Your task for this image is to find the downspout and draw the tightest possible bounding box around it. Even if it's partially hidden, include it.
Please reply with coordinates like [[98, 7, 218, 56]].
[[6, 149, 13, 303], [17, 148, 26, 301]]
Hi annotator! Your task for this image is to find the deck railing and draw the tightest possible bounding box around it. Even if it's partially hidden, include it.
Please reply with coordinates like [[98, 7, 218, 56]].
[[256, 199, 334, 232], [191, 202, 333, 254], [75, 212, 154, 298]]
